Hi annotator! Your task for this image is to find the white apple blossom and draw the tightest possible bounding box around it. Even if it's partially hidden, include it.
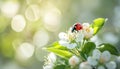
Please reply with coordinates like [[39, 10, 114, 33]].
[[82, 23, 94, 39], [93, 49, 101, 60], [101, 51, 111, 62], [83, 27, 94, 39], [79, 62, 92, 69], [44, 53, 56, 69], [58, 32, 77, 49], [105, 61, 116, 69], [69, 56, 80, 66], [87, 57, 98, 66], [92, 49, 111, 64]]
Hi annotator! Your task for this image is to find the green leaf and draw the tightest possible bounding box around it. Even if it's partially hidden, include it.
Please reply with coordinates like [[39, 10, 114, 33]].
[[92, 18, 107, 35], [48, 41, 67, 50], [46, 48, 73, 59], [45, 41, 73, 59], [54, 57, 71, 69], [81, 42, 96, 58], [97, 43, 119, 56], [54, 65, 66, 69]]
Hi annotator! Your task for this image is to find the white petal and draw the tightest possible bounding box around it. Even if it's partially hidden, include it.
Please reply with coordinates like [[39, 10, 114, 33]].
[[68, 31, 76, 40], [105, 61, 116, 69], [83, 28, 94, 39], [79, 62, 92, 69], [87, 57, 98, 66], [48, 53, 56, 63], [98, 65, 105, 69], [43, 64, 53, 69], [58, 32, 68, 40], [82, 23, 90, 29], [117, 56, 120, 62], [69, 56, 79, 66], [101, 51, 111, 62], [59, 40, 69, 47], [67, 43, 77, 49], [89, 28, 94, 34], [75, 31, 84, 42], [92, 49, 101, 60]]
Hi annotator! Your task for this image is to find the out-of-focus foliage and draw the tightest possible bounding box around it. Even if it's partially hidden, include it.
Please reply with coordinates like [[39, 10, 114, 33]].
[[0, 0, 120, 69]]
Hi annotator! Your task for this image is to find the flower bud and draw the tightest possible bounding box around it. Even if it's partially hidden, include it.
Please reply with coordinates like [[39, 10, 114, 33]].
[[79, 62, 92, 69], [105, 61, 116, 69], [69, 56, 79, 66]]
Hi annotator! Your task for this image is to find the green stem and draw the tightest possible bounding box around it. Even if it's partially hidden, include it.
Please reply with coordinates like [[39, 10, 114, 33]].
[[81, 38, 86, 50], [75, 48, 86, 61], [69, 49, 78, 56], [79, 38, 88, 61]]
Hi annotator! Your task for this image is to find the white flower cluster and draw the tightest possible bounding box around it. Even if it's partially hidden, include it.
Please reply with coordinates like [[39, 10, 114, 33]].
[[59, 23, 94, 49], [43, 53, 56, 69], [87, 49, 116, 69], [68, 49, 117, 69]]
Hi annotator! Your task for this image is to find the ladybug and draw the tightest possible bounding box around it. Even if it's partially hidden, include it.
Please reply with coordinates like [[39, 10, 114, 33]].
[[71, 23, 83, 32]]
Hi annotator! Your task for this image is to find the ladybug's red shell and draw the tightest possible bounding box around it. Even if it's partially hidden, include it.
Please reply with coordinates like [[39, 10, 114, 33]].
[[75, 23, 83, 30], [71, 23, 83, 32]]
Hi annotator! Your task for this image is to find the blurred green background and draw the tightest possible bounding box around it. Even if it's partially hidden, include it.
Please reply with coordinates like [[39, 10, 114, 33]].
[[0, 0, 120, 69]]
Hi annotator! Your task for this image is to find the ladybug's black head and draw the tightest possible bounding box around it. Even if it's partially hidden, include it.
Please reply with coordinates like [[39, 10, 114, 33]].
[[71, 25, 77, 32]]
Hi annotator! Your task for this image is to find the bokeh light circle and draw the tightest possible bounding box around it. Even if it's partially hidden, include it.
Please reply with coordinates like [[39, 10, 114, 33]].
[[11, 15, 26, 32], [33, 30, 49, 47], [41, 3, 61, 32], [35, 47, 48, 62], [43, 8, 61, 32], [15, 42, 35, 61], [25, 4, 40, 21], [1, 1, 19, 18]]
